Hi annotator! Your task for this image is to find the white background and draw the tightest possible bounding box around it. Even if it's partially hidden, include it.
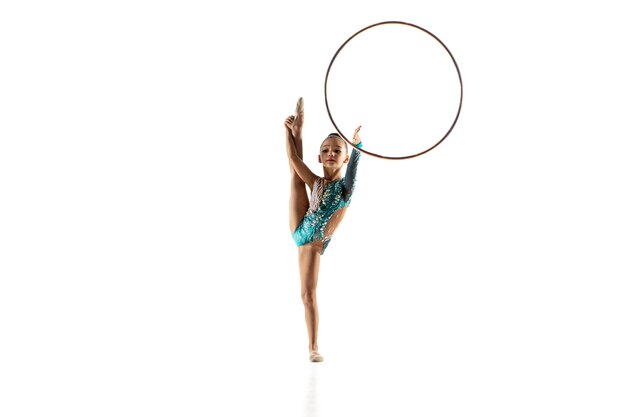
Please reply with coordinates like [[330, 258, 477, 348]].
[[1, 1, 625, 416]]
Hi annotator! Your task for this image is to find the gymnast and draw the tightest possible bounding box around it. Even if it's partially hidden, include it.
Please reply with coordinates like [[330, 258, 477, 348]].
[[284, 97, 363, 362]]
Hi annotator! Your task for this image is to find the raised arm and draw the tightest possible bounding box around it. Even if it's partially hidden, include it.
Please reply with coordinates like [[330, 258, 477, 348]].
[[343, 126, 363, 202], [285, 116, 318, 189]]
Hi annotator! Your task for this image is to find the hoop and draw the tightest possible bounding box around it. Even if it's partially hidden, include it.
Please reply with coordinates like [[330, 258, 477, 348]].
[[324, 21, 464, 160]]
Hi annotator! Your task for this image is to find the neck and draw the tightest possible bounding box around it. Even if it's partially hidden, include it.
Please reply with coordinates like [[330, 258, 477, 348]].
[[322, 167, 342, 182]]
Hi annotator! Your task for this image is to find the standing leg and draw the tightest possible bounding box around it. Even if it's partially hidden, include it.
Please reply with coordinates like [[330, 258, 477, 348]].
[[299, 243, 324, 362]]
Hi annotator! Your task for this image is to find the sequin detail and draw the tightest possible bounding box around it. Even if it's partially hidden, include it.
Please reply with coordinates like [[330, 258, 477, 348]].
[[292, 145, 361, 254]]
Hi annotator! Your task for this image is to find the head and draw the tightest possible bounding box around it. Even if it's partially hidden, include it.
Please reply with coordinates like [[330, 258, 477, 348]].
[[318, 133, 349, 168]]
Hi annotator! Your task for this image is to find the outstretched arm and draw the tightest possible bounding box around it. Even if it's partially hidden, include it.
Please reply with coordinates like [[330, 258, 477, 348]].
[[285, 116, 318, 189], [343, 126, 363, 202]]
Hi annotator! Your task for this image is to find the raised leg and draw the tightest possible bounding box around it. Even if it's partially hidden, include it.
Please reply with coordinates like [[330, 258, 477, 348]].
[[286, 98, 309, 233], [289, 164, 309, 234], [292, 97, 304, 157]]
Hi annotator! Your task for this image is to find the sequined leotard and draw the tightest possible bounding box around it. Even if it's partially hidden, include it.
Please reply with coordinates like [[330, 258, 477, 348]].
[[292, 143, 363, 254]]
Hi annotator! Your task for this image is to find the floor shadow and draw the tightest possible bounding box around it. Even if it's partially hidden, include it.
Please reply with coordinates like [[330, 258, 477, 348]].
[[303, 364, 318, 417]]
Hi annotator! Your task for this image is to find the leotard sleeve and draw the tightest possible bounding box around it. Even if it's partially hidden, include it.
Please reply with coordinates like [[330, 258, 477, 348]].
[[342, 142, 363, 202]]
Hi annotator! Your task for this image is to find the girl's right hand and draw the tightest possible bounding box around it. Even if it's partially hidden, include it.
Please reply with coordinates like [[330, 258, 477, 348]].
[[285, 115, 295, 132]]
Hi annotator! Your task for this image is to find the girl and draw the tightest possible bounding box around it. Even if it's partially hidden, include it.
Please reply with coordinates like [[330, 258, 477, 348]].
[[284, 97, 363, 362]]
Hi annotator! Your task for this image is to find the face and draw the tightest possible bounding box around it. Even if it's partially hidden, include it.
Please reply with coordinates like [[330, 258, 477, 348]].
[[318, 136, 349, 167]]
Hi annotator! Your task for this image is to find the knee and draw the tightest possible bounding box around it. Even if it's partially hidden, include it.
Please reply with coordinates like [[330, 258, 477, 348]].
[[301, 290, 317, 307]]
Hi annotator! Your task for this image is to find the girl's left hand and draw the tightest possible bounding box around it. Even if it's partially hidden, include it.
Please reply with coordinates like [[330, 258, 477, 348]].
[[352, 125, 362, 145]]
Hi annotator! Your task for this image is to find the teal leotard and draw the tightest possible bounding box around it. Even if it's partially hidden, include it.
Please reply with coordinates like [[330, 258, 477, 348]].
[[292, 142, 362, 254]]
